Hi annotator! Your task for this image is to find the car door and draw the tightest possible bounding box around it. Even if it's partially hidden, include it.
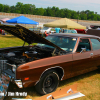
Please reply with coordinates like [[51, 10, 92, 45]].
[[71, 38, 96, 77], [90, 38, 100, 68]]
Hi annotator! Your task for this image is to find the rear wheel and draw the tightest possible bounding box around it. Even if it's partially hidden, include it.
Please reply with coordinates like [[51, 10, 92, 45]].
[[35, 70, 59, 95]]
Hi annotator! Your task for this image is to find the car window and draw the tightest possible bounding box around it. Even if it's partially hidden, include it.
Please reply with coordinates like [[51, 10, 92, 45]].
[[76, 38, 91, 52], [45, 36, 77, 52], [64, 30, 77, 33], [90, 39, 100, 50]]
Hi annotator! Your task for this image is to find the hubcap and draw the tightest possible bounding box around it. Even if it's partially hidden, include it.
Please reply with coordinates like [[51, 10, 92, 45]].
[[44, 76, 53, 87]]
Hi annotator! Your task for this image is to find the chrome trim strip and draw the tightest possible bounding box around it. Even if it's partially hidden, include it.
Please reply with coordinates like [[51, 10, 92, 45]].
[[35, 66, 64, 85], [6, 63, 14, 67]]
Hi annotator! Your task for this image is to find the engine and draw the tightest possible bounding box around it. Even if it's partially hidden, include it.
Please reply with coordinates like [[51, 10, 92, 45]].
[[5, 50, 38, 64], [0, 45, 64, 76]]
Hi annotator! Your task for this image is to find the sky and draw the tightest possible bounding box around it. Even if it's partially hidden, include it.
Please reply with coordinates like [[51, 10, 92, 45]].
[[1, 0, 100, 14]]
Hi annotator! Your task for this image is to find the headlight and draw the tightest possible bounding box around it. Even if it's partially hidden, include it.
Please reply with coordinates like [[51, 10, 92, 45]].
[[12, 64, 16, 73]]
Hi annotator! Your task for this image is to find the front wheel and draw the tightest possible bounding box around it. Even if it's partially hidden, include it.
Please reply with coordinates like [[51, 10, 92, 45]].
[[35, 70, 59, 95]]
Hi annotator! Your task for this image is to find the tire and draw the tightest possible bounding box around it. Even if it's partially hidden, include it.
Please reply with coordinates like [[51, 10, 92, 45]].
[[35, 70, 59, 95]]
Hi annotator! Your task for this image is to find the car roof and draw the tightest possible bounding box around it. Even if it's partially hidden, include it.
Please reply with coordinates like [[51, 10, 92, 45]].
[[50, 33, 100, 38]]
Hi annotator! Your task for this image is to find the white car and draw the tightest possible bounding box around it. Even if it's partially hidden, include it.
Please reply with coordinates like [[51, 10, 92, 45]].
[[40, 27, 55, 34]]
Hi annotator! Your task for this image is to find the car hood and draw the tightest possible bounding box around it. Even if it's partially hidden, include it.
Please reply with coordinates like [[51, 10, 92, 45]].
[[0, 24, 64, 51]]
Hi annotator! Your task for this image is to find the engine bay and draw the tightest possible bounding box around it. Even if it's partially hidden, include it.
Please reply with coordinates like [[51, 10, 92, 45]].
[[0, 45, 55, 65], [0, 44, 67, 77]]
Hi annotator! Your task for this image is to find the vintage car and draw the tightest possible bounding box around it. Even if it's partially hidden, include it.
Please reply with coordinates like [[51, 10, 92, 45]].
[[0, 24, 100, 95]]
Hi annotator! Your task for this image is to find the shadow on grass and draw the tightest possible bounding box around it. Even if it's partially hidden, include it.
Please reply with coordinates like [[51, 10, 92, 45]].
[[4, 82, 40, 100], [0, 35, 17, 38], [3, 70, 99, 100]]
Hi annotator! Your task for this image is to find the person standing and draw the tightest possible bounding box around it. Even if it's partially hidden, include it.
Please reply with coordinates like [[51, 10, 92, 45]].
[[44, 31, 48, 37], [55, 27, 61, 33]]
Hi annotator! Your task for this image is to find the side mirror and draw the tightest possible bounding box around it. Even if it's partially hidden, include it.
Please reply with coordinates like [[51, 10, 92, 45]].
[[80, 48, 86, 53]]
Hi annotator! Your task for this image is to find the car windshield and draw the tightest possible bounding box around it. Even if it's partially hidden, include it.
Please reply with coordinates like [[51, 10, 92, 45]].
[[64, 29, 77, 33], [37, 35, 77, 52]]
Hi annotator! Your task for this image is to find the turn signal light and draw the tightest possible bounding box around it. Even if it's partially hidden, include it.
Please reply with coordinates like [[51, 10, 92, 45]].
[[24, 77, 29, 80]]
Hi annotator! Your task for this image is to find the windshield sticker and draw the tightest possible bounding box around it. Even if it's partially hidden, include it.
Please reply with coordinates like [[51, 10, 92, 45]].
[[72, 38, 76, 41]]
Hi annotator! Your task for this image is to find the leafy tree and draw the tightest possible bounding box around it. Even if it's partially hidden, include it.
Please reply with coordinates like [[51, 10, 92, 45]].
[[0, 3, 4, 12], [59, 9, 65, 18], [71, 11, 78, 19], [10, 6, 16, 13], [64, 9, 71, 18], [3, 4, 10, 13], [0, 2, 100, 21], [15, 2, 23, 13], [34, 8, 44, 15], [80, 13, 87, 20], [46, 7, 54, 16]]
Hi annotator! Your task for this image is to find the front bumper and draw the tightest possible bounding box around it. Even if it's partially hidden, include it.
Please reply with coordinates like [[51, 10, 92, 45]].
[[14, 80, 23, 88]]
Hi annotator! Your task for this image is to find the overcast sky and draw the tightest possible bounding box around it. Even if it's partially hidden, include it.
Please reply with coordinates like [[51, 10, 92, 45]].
[[1, 0, 100, 14]]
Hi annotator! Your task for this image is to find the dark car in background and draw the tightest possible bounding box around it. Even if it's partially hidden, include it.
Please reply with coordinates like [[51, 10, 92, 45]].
[[0, 24, 100, 95]]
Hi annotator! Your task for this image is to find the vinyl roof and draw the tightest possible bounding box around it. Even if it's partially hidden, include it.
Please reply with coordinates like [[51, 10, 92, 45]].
[[50, 33, 100, 38]]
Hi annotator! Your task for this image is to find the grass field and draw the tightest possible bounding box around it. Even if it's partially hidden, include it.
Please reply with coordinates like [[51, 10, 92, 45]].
[[0, 34, 100, 100], [0, 34, 26, 48]]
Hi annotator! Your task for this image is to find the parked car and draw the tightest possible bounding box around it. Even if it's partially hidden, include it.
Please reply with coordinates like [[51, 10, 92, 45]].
[[90, 25, 100, 29], [29, 27, 41, 35], [40, 27, 55, 34], [75, 29, 86, 34], [0, 24, 100, 95]]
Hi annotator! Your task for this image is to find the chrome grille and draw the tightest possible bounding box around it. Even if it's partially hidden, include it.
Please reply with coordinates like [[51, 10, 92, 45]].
[[0, 60, 7, 74]]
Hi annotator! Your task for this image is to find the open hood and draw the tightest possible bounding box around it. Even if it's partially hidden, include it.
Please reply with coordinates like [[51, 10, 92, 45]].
[[0, 24, 63, 51]]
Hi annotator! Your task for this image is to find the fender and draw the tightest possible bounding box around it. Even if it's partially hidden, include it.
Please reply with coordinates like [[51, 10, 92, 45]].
[[35, 66, 64, 85]]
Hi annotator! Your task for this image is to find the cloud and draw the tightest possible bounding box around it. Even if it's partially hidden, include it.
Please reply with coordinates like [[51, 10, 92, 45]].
[[60, 0, 100, 4]]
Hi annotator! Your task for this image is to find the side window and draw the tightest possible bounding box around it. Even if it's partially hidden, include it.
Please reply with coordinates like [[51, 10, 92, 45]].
[[90, 39, 100, 50], [76, 39, 91, 52]]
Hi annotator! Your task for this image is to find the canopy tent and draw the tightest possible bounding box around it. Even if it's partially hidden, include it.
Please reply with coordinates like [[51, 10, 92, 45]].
[[44, 18, 86, 29], [0, 18, 10, 23], [6, 16, 39, 25]]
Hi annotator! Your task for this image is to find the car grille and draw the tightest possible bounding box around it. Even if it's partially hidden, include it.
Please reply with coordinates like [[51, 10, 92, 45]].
[[0, 60, 7, 73], [0, 60, 15, 78]]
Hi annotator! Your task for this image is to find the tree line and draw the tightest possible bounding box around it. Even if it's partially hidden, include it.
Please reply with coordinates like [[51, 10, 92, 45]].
[[0, 2, 100, 21]]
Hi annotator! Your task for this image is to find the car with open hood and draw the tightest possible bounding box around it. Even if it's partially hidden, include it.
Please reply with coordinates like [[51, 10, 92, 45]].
[[0, 24, 100, 95]]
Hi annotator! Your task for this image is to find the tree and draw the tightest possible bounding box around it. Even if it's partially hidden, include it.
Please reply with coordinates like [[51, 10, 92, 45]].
[[64, 9, 71, 18], [80, 13, 87, 20], [0, 3, 4, 12], [59, 9, 65, 18], [15, 2, 23, 13], [1, 2, 100, 21], [3, 4, 10, 13], [71, 11, 78, 19], [22, 4, 35, 14], [10, 6, 16, 13], [46, 7, 54, 16], [34, 8, 44, 15]]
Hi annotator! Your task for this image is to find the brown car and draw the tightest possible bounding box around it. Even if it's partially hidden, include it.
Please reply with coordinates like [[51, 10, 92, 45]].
[[0, 24, 100, 95]]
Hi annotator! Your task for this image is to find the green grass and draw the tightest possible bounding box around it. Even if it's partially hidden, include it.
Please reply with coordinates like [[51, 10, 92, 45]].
[[1, 35, 100, 100], [0, 34, 37, 48]]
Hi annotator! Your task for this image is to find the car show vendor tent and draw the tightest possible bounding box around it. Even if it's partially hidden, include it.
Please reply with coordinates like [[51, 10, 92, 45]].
[[43, 18, 86, 29], [6, 15, 39, 25], [0, 18, 10, 23]]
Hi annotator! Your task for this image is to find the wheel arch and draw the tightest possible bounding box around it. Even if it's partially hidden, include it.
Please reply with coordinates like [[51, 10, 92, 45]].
[[35, 66, 64, 85]]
